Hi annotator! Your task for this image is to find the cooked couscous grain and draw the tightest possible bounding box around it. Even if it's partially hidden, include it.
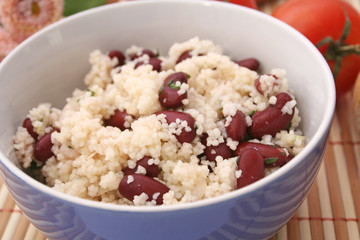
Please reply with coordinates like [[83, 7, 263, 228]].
[[13, 37, 306, 206]]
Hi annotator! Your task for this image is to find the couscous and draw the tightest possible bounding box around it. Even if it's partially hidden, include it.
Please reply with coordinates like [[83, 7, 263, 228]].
[[13, 37, 306, 206]]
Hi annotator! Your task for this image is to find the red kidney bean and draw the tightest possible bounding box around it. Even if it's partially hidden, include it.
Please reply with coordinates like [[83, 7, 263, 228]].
[[104, 110, 134, 131], [234, 58, 260, 71], [134, 58, 162, 72], [118, 174, 170, 205], [200, 133, 208, 146], [249, 92, 294, 139], [159, 72, 188, 109], [23, 118, 38, 140], [176, 50, 192, 64], [149, 58, 162, 72], [108, 50, 125, 67], [225, 110, 247, 141], [176, 50, 204, 64], [204, 142, 233, 162], [155, 110, 196, 143], [236, 148, 264, 189], [235, 142, 293, 167], [142, 49, 157, 58], [130, 49, 157, 60], [34, 130, 55, 162], [134, 61, 143, 69], [255, 74, 278, 95], [254, 77, 263, 95], [122, 156, 159, 178]]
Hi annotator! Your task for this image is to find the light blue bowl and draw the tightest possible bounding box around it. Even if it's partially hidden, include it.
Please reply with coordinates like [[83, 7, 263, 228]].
[[0, 1, 335, 239]]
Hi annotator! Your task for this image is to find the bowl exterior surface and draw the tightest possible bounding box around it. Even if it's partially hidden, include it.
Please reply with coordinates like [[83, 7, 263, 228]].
[[0, 131, 329, 240], [0, 1, 334, 239]]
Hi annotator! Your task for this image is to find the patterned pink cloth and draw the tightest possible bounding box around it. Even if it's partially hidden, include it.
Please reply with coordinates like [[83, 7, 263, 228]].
[[0, 28, 18, 61], [0, 0, 63, 61]]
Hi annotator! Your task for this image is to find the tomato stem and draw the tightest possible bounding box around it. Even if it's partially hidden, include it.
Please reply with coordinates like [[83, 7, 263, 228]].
[[338, 44, 360, 54], [316, 6, 359, 80]]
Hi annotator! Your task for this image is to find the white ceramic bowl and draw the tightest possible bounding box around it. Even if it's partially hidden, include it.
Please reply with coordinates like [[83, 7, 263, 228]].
[[0, 1, 335, 239]]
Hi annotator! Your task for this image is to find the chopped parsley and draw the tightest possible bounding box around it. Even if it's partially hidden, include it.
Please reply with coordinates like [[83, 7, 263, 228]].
[[87, 88, 95, 96], [159, 85, 164, 94], [236, 156, 240, 165], [185, 73, 191, 79], [68, 145, 73, 149], [155, 49, 160, 57], [29, 161, 43, 170], [168, 79, 180, 90], [264, 157, 278, 165], [248, 110, 255, 117], [286, 122, 292, 131]]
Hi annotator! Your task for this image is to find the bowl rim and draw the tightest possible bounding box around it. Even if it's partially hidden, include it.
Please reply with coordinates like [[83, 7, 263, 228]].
[[0, 0, 335, 212]]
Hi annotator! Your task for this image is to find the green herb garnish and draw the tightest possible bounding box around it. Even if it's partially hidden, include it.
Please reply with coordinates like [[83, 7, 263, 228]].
[[286, 122, 292, 131], [68, 145, 73, 149], [248, 110, 255, 117], [236, 156, 240, 165], [186, 73, 191, 79], [155, 49, 160, 57], [29, 160, 43, 170], [159, 85, 165, 94], [265, 157, 278, 165], [168, 79, 180, 90], [87, 88, 95, 96]]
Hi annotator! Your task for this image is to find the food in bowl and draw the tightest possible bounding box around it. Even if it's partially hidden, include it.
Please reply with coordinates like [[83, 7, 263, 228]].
[[13, 37, 306, 206]]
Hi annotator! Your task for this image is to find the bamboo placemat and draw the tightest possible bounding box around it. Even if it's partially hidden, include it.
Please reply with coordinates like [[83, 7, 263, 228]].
[[1, 1, 360, 239]]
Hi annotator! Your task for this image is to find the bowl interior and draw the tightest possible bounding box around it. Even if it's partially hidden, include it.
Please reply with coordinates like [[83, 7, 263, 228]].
[[0, 0, 334, 208]]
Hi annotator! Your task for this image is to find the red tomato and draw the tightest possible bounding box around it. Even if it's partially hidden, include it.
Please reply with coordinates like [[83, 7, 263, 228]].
[[272, 0, 360, 97], [215, 0, 258, 9]]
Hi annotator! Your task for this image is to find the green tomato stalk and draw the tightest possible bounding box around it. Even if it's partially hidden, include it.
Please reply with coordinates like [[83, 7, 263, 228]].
[[316, 7, 360, 80]]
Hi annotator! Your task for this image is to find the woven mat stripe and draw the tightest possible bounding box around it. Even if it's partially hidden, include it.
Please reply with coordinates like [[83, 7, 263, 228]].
[[2, 205, 22, 239], [332, 107, 360, 239], [337, 95, 360, 232], [297, 198, 311, 239], [34, 229, 46, 240], [324, 133, 349, 239], [0, 181, 8, 209], [287, 212, 299, 240], [277, 225, 287, 240], [24, 224, 39, 240], [12, 214, 30, 240], [317, 162, 337, 240], [328, 141, 360, 145], [306, 178, 325, 239], [293, 217, 359, 222], [0, 191, 16, 236]]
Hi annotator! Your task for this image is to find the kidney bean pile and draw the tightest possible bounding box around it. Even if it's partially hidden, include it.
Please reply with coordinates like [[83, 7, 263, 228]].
[[20, 45, 302, 206]]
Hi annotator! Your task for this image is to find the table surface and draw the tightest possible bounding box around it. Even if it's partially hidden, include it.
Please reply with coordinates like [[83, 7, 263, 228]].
[[1, 0, 360, 239]]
